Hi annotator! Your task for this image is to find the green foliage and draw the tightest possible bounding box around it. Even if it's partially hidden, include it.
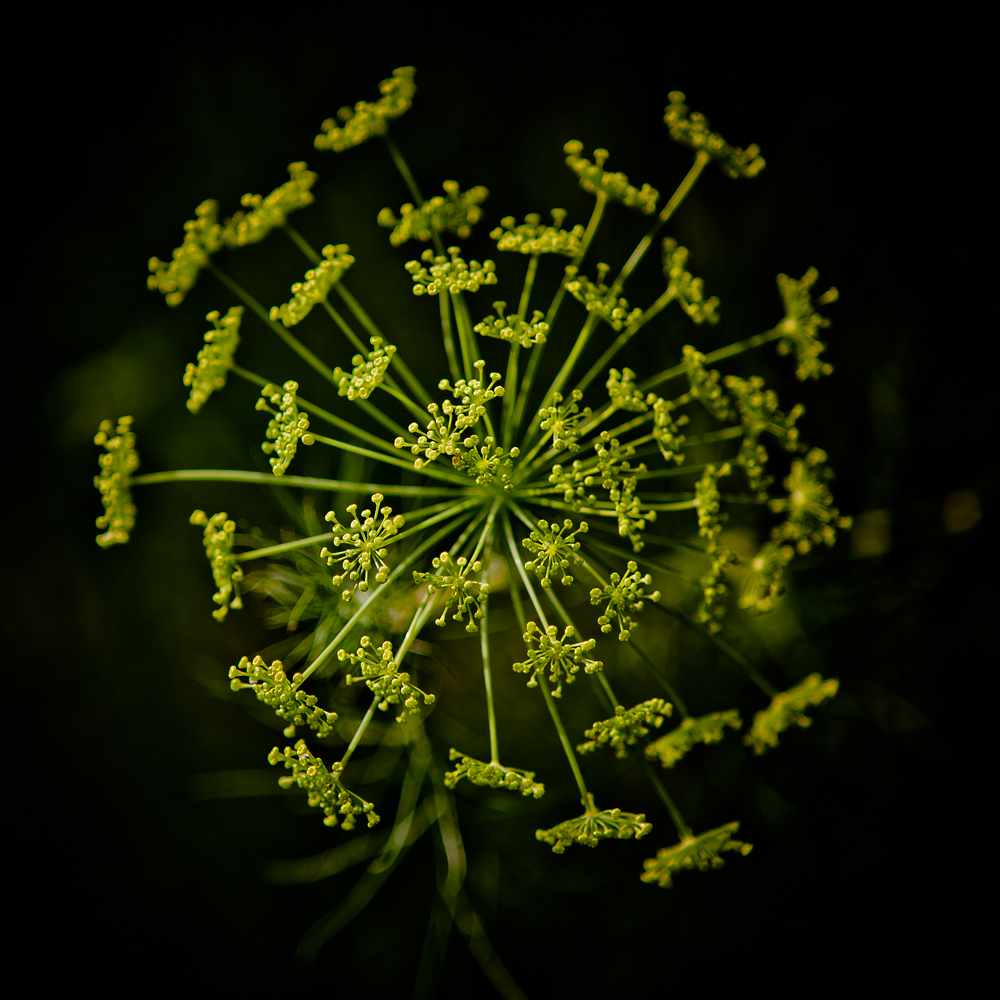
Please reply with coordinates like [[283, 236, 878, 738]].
[[745, 673, 839, 754], [314, 66, 416, 152], [269, 740, 379, 830], [229, 655, 336, 739], [664, 92, 765, 178], [256, 381, 315, 475], [183, 307, 243, 413], [652, 396, 688, 464], [379, 180, 488, 246], [270, 244, 355, 327], [491, 210, 583, 256], [578, 699, 672, 757], [93, 416, 138, 548], [322, 493, 405, 602], [190, 510, 244, 621], [338, 636, 436, 723], [445, 749, 545, 798], [640, 821, 752, 887], [537, 794, 653, 853], [645, 711, 743, 768], [563, 141, 659, 213]]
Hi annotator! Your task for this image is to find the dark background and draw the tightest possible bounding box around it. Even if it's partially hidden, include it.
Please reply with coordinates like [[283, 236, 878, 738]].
[[16, 13, 990, 993]]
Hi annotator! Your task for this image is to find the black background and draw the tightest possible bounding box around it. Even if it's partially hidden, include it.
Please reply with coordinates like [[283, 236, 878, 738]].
[[16, 11, 991, 993]]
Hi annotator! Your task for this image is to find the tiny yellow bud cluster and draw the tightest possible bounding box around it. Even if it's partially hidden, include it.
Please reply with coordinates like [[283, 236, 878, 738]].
[[645, 711, 743, 769], [452, 435, 519, 492], [321, 493, 404, 602], [682, 345, 734, 420], [256, 382, 314, 476], [147, 200, 222, 306], [94, 416, 139, 548], [738, 541, 795, 614], [536, 793, 652, 853], [444, 749, 545, 798], [474, 301, 548, 347], [333, 337, 397, 401], [220, 162, 317, 248], [338, 636, 435, 722], [563, 141, 659, 214], [640, 821, 752, 888], [662, 238, 720, 324], [664, 92, 765, 179], [406, 247, 497, 295], [768, 448, 851, 553], [491, 210, 584, 256], [652, 397, 688, 464], [183, 307, 243, 413], [745, 674, 839, 754], [230, 655, 336, 738], [775, 268, 838, 380], [395, 363, 503, 469], [606, 367, 651, 413], [268, 741, 379, 830], [315, 66, 416, 152], [589, 562, 660, 641], [513, 622, 603, 698], [378, 180, 488, 246], [413, 552, 490, 632], [270, 244, 355, 327], [539, 390, 592, 453], [724, 374, 804, 499], [578, 699, 672, 758], [189, 510, 244, 621], [522, 517, 589, 587], [565, 264, 643, 331]]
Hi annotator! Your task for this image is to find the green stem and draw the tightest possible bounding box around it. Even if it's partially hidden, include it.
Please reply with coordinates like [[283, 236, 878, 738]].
[[607, 151, 709, 300], [130, 468, 461, 494], [627, 640, 690, 718], [307, 433, 469, 485], [207, 263, 337, 385], [439, 293, 462, 384], [637, 751, 692, 839], [653, 600, 778, 697], [479, 551, 500, 764], [283, 223, 434, 408], [511, 193, 607, 439], [232, 363, 416, 461], [451, 292, 478, 383], [518, 253, 539, 318], [573, 288, 676, 397], [297, 510, 477, 684], [640, 326, 784, 394], [383, 133, 425, 207], [339, 700, 378, 768], [503, 514, 589, 800]]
